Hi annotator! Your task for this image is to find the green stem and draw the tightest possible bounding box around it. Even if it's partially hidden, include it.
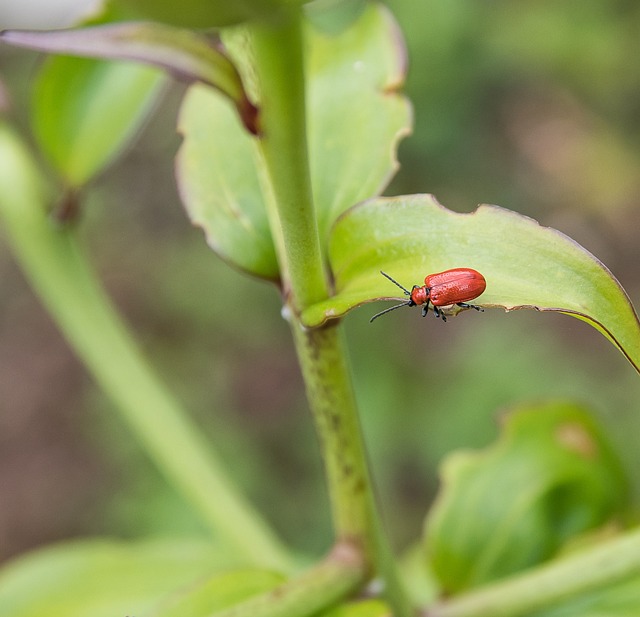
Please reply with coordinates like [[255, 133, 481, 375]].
[[251, 4, 377, 552], [292, 323, 376, 545], [251, 9, 328, 311], [0, 123, 291, 571], [293, 322, 415, 617], [212, 541, 366, 617], [249, 10, 413, 615], [427, 526, 640, 617]]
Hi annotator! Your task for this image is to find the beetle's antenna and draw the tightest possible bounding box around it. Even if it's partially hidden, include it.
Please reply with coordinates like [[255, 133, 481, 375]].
[[370, 271, 415, 322], [379, 271, 412, 296], [370, 300, 413, 322]]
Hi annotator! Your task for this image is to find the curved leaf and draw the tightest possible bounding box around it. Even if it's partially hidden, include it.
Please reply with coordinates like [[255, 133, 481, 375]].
[[303, 195, 640, 373], [1, 23, 258, 134], [424, 401, 627, 594], [31, 54, 164, 187], [0, 538, 274, 617], [175, 3, 411, 278]]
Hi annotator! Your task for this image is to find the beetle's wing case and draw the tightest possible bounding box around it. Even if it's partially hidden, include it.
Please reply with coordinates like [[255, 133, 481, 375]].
[[425, 268, 486, 306]]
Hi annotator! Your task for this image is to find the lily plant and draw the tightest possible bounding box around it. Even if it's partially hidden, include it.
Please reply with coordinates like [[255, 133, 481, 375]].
[[0, 1, 639, 617]]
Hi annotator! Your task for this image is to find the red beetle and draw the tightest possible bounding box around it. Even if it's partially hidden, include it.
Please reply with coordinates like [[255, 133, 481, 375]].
[[370, 268, 486, 323]]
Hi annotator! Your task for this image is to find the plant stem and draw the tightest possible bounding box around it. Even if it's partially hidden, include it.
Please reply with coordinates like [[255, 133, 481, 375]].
[[292, 323, 376, 545], [293, 322, 415, 617], [212, 541, 366, 617], [251, 9, 329, 311], [0, 123, 292, 571], [427, 526, 640, 617], [251, 5, 379, 550], [250, 10, 413, 615]]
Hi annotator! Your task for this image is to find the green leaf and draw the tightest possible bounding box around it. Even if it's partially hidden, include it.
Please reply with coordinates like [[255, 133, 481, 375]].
[[307, 2, 411, 242], [31, 55, 164, 187], [106, 0, 309, 28], [528, 573, 640, 617], [426, 528, 640, 617], [0, 538, 273, 617], [319, 598, 391, 617], [2, 23, 258, 134], [176, 85, 278, 278], [399, 544, 439, 606], [303, 195, 640, 373], [155, 568, 283, 617], [424, 401, 627, 594], [175, 3, 411, 278]]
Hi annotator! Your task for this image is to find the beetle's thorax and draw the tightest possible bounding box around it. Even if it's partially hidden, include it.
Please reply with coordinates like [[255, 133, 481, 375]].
[[410, 285, 430, 306]]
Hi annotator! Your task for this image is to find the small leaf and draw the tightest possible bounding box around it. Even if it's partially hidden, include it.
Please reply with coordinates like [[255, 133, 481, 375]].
[[303, 195, 640, 373], [399, 544, 439, 606], [424, 401, 627, 594], [30, 54, 163, 187], [1, 23, 258, 134], [175, 3, 411, 278], [0, 538, 260, 617]]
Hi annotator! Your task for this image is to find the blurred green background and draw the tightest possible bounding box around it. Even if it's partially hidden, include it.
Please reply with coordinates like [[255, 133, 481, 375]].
[[1, 0, 639, 565]]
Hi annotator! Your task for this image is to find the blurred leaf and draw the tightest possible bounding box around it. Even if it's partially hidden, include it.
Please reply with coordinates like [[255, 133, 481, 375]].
[[31, 55, 164, 187], [176, 3, 411, 278], [0, 538, 259, 617], [303, 195, 640, 374], [155, 568, 283, 617], [399, 544, 439, 606], [106, 0, 309, 28], [424, 401, 627, 594], [2, 23, 258, 133], [319, 598, 391, 617], [527, 573, 640, 617]]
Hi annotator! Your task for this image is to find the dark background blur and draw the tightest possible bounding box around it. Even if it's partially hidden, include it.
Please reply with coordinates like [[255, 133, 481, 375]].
[[1, 0, 640, 564]]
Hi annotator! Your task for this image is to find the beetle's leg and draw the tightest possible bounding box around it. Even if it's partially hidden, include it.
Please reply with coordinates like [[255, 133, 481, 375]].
[[421, 299, 430, 317], [433, 305, 446, 322], [457, 302, 484, 312]]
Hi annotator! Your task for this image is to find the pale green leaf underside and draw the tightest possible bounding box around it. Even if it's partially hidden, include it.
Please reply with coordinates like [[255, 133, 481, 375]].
[[2, 23, 258, 134], [175, 3, 411, 278], [2, 25, 240, 99], [0, 22, 257, 133], [0, 538, 280, 617], [31, 55, 164, 187], [303, 195, 640, 373]]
